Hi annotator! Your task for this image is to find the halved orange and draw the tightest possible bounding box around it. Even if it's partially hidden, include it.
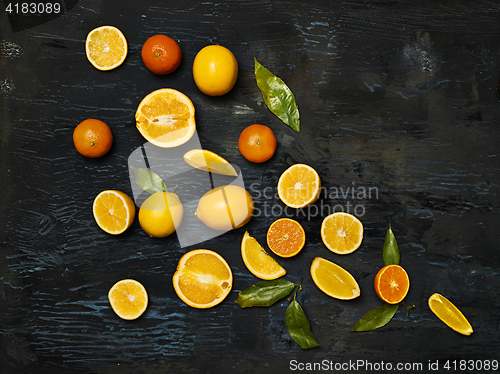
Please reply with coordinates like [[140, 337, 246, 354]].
[[320, 212, 363, 254], [241, 231, 286, 280], [374, 264, 410, 304], [310, 257, 360, 300], [266, 218, 306, 258], [85, 26, 128, 71], [108, 279, 148, 320], [93, 190, 135, 235], [172, 249, 232, 309], [183, 149, 237, 176], [135, 88, 196, 148], [277, 164, 321, 208], [428, 293, 473, 335]]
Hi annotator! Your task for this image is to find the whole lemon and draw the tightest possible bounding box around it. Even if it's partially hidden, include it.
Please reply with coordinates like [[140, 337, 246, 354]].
[[196, 185, 253, 231], [193, 45, 238, 96], [139, 191, 183, 238]]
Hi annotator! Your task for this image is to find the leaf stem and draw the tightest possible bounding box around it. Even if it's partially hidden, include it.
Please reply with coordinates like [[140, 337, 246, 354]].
[[402, 301, 415, 317]]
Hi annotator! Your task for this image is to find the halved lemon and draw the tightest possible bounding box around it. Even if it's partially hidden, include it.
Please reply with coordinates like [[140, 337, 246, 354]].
[[108, 279, 148, 320], [93, 190, 135, 235], [310, 257, 360, 300], [277, 164, 321, 208], [241, 231, 286, 280], [85, 26, 128, 71], [135, 88, 196, 148], [428, 293, 473, 335], [321, 212, 363, 254], [173, 249, 233, 309], [183, 149, 237, 176]]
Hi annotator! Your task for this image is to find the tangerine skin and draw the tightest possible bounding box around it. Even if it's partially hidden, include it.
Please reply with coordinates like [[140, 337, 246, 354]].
[[141, 34, 182, 75], [238, 124, 277, 163], [73, 118, 113, 158]]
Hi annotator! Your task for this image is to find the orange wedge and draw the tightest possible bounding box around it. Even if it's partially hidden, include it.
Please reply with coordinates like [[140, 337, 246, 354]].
[[310, 257, 360, 300], [173, 249, 233, 309], [266, 218, 306, 258], [374, 264, 410, 304], [135, 88, 196, 148], [428, 293, 473, 335], [108, 279, 148, 320], [277, 164, 321, 208], [241, 231, 286, 280], [320, 212, 363, 254], [85, 26, 127, 71], [183, 149, 237, 176], [93, 190, 135, 235]]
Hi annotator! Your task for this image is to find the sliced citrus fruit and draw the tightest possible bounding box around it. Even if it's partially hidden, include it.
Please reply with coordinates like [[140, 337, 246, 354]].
[[135, 88, 196, 148], [172, 249, 233, 309], [241, 231, 286, 280], [183, 149, 237, 176], [266, 218, 306, 258], [85, 26, 128, 71], [93, 190, 135, 235], [428, 293, 473, 335], [374, 264, 410, 304], [108, 279, 148, 320], [310, 257, 360, 300], [320, 212, 363, 254], [277, 164, 321, 208]]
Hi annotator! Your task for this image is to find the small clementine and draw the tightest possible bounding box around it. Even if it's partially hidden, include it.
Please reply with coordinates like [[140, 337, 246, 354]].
[[141, 34, 182, 75], [238, 124, 277, 163], [73, 119, 113, 158], [374, 264, 410, 304]]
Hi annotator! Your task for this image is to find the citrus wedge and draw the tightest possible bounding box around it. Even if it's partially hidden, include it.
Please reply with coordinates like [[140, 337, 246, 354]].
[[135, 88, 196, 148], [241, 231, 286, 280], [266, 218, 306, 258], [183, 149, 237, 176], [428, 293, 473, 335], [374, 264, 410, 304], [321, 212, 363, 254], [173, 249, 233, 309], [277, 164, 321, 208], [85, 26, 127, 71], [108, 279, 148, 320], [93, 190, 135, 235], [310, 257, 360, 300]]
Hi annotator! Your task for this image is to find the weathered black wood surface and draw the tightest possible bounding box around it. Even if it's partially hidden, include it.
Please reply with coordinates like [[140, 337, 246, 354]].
[[1, 0, 499, 373]]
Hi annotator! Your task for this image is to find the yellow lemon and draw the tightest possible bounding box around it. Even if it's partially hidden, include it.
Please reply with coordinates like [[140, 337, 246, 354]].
[[138, 191, 183, 237], [196, 185, 253, 231], [193, 45, 238, 96]]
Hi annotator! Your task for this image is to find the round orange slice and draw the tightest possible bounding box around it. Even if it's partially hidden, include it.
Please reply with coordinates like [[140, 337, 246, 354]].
[[277, 164, 321, 208], [428, 293, 473, 335], [108, 279, 148, 320], [310, 257, 360, 300], [135, 88, 196, 148], [172, 249, 233, 309], [92, 190, 135, 235], [266, 218, 306, 258], [85, 26, 128, 71], [241, 231, 286, 280], [374, 264, 410, 304], [320, 212, 363, 254]]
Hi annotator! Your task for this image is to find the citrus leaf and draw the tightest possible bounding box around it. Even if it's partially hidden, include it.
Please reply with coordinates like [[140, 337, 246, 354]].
[[130, 167, 167, 194], [285, 300, 319, 349], [351, 303, 399, 332], [255, 58, 300, 132], [235, 279, 295, 308], [383, 223, 400, 265]]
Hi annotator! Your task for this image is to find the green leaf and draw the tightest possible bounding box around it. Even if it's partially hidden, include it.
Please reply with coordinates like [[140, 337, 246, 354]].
[[130, 167, 167, 195], [254, 58, 300, 132], [285, 300, 319, 349], [383, 223, 400, 265], [351, 303, 399, 332], [235, 279, 295, 308]]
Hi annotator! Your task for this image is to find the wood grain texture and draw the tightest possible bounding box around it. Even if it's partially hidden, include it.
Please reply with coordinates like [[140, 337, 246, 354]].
[[1, 0, 499, 372]]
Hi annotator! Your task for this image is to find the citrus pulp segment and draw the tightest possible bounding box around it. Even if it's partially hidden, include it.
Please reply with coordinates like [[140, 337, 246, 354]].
[[310, 257, 360, 300], [135, 88, 196, 148], [266, 218, 306, 258], [85, 26, 128, 71], [320, 212, 363, 254], [172, 249, 233, 309], [428, 293, 473, 335], [92, 190, 135, 235], [108, 279, 148, 320], [374, 264, 410, 304], [183, 149, 237, 176], [277, 164, 321, 208], [241, 231, 286, 280]]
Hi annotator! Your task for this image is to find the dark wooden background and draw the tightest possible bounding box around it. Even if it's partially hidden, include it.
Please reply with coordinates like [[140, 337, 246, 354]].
[[1, 0, 499, 373]]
